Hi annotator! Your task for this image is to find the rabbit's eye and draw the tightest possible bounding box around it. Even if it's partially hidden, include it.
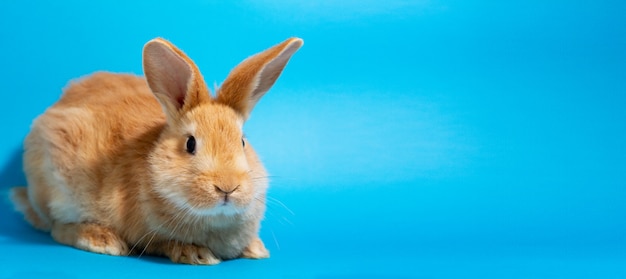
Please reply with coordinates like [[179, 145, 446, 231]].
[[242, 138, 246, 148], [186, 136, 196, 155]]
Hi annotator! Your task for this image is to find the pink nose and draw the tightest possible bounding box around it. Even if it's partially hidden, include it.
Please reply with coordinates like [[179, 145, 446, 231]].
[[213, 184, 239, 194], [214, 185, 239, 203]]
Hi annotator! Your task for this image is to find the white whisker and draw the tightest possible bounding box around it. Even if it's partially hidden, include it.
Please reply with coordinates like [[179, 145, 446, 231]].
[[139, 227, 160, 258], [271, 229, 280, 250], [266, 196, 295, 216]]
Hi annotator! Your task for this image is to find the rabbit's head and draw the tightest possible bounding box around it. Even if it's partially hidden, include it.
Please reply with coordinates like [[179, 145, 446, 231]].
[[142, 38, 303, 217]]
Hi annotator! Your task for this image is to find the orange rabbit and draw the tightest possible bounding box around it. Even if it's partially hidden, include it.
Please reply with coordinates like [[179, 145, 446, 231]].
[[10, 37, 303, 264]]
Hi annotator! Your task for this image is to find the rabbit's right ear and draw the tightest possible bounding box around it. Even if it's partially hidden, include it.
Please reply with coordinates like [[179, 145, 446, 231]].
[[216, 38, 303, 120], [143, 38, 210, 121]]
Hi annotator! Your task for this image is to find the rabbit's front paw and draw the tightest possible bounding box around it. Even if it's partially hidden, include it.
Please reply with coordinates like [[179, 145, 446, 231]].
[[52, 223, 129, 256], [241, 237, 269, 259], [165, 242, 221, 265]]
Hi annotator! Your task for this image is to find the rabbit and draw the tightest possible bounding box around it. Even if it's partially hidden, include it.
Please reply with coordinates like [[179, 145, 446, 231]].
[[9, 37, 303, 265]]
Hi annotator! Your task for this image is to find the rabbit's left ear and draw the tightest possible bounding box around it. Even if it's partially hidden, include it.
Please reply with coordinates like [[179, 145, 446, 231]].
[[217, 38, 303, 120], [143, 38, 211, 121]]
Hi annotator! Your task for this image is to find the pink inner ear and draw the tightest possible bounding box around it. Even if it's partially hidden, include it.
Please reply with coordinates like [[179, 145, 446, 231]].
[[162, 55, 192, 110], [176, 94, 186, 108], [143, 40, 193, 111]]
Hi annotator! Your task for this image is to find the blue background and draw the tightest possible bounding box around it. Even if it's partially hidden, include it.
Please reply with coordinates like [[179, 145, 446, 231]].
[[1, 0, 625, 278]]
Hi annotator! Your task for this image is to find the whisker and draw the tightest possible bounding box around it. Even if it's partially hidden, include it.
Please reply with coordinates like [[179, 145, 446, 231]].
[[128, 228, 157, 256], [266, 196, 295, 216], [133, 208, 185, 257], [166, 208, 188, 242], [271, 229, 280, 250], [249, 175, 281, 180], [259, 197, 294, 227], [128, 212, 177, 256], [138, 228, 160, 258], [265, 210, 292, 226], [280, 216, 293, 226], [182, 209, 196, 245]]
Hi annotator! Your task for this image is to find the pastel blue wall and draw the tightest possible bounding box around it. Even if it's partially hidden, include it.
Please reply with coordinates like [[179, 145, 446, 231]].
[[1, 1, 624, 278]]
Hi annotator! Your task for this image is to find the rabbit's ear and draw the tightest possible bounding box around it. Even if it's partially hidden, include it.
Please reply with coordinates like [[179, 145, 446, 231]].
[[143, 38, 210, 120], [217, 38, 303, 120]]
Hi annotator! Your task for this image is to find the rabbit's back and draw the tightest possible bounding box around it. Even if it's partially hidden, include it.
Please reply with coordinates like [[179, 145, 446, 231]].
[[23, 72, 165, 226], [57, 72, 162, 122]]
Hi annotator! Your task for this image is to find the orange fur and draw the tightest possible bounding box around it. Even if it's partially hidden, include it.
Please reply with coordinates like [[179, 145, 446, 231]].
[[10, 37, 303, 264]]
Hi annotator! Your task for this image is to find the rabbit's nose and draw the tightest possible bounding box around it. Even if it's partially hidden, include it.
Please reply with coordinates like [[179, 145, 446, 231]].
[[213, 184, 239, 195]]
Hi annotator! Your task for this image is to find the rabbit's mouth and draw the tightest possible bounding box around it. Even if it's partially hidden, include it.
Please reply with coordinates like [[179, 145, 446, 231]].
[[215, 184, 239, 205], [188, 190, 249, 217]]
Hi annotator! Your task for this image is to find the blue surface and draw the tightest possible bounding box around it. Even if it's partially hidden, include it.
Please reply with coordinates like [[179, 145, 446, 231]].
[[1, 0, 625, 278]]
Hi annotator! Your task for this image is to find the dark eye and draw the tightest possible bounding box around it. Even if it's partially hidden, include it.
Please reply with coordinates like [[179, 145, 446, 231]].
[[242, 138, 246, 148], [186, 136, 196, 155]]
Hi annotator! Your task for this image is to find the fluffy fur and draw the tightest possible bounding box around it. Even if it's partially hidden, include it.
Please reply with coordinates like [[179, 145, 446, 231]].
[[10, 37, 303, 264]]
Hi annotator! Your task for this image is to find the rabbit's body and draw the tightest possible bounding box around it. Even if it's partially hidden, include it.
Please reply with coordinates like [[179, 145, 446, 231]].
[[10, 37, 302, 264], [23, 73, 162, 229]]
